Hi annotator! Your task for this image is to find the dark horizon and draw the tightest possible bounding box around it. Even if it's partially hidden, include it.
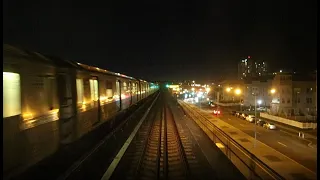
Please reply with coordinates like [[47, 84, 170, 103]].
[[3, 0, 317, 81]]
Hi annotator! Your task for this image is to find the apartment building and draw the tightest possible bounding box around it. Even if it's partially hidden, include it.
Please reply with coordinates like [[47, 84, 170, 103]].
[[243, 78, 273, 107], [270, 72, 316, 116], [238, 57, 268, 80], [214, 80, 245, 103]]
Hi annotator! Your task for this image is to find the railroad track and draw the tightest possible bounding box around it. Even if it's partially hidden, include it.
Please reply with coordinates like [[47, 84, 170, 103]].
[[109, 100, 192, 180]]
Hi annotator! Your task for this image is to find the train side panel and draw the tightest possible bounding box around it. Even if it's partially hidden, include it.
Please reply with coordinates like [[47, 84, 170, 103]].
[[3, 55, 60, 173]]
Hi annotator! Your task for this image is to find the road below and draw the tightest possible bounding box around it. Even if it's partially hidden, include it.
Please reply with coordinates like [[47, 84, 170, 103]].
[[193, 103, 317, 173]]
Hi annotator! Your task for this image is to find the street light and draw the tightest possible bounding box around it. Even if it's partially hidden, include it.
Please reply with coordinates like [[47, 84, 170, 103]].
[[270, 88, 276, 94], [226, 87, 231, 92], [257, 99, 262, 108], [234, 88, 241, 95], [252, 92, 258, 148]]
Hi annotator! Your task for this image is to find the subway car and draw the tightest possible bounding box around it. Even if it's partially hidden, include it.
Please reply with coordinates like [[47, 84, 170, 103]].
[[3, 44, 158, 175]]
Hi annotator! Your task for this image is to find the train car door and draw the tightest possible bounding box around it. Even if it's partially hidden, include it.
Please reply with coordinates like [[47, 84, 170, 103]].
[[57, 71, 76, 145]]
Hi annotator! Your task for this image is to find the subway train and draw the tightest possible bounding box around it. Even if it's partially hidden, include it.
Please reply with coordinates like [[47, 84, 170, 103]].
[[3, 44, 158, 175]]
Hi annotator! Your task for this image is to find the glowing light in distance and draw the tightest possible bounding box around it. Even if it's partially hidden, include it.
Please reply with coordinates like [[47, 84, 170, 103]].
[[235, 89, 241, 95]]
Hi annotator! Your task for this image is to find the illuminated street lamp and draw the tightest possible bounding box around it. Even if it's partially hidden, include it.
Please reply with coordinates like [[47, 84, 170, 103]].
[[226, 87, 231, 92], [270, 88, 276, 94], [257, 100, 262, 105], [191, 88, 195, 91], [257, 99, 262, 108], [234, 88, 241, 95], [206, 87, 211, 93]]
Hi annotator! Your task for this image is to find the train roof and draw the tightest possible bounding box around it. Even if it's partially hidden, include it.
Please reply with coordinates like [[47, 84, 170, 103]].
[[3, 44, 152, 82]]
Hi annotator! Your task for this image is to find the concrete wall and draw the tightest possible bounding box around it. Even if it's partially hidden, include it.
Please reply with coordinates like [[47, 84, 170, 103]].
[[260, 112, 317, 129]]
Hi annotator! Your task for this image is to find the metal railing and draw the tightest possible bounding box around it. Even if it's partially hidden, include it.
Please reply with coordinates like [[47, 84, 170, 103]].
[[179, 101, 284, 180]]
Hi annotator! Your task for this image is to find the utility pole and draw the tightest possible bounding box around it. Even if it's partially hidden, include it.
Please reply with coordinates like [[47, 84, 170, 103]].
[[254, 94, 257, 148]]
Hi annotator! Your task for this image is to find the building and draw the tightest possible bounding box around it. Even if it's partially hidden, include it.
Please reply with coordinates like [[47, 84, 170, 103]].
[[243, 78, 273, 108], [213, 80, 245, 103], [238, 56, 268, 80], [270, 72, 316, 116]]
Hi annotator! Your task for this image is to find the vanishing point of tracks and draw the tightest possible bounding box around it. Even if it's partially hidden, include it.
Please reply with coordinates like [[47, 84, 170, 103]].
[[109, 98, 193, 180]]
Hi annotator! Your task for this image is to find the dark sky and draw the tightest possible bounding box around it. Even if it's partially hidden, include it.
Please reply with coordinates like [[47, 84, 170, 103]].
[[3, 0, 317, 81]]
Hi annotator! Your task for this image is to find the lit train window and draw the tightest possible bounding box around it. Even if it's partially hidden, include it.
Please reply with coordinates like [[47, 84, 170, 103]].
[[115, 81, 120, 96], [3, 72, 21, 118], [90, 79, 98, 101], [76, 79, 84, 104], [106, 81, 113, 99], [123, 82, 127, 91]]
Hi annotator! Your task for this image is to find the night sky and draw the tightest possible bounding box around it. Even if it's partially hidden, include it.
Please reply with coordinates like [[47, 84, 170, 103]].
[[3, 0, 317, 81]]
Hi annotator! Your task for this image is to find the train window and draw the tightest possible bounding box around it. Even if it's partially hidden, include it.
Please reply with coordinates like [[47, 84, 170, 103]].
[[76, 79, 84, 104], [123, 82, 127, 91], [115, 81, 120, 96], [106, 81, 113, 99], [3, 72, 21, 118], [132, 83, 136, 94], [89, 79, 98, 101]]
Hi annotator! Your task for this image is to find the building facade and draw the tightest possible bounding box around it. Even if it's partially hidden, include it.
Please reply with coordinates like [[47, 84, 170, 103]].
[[213, 80, 245, 103], [243, 79, 273, 108], [270, 73, 316, 116]]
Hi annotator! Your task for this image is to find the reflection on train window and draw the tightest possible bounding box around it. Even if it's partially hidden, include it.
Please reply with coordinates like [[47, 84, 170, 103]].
[[3, 72, 21, 118], [123, 82, 127, 91], [106, 81, 113, 99], [76, 79, 84, 104], [115, 80, 120, 97], [89, 79, 98, 101], [132, 83, 136, 94]]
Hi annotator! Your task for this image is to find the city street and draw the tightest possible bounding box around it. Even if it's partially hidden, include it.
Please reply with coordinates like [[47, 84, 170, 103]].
[[193, 103, 317, 173]]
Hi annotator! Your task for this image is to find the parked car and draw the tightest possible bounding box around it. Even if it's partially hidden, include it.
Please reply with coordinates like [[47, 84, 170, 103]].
[[263, 122, 276, 130], [241, 113, 248, 120], [230, 111, 236, 115], [257, 107, 267, 111], [256, 119, 266, 126], [246, 108, 255, 111], [246, 115, 256, 123], [235, 112, 241, 117]]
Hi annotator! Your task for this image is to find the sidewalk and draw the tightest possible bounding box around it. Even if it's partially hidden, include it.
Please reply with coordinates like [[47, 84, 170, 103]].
[[179, 100, 317, 180]]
